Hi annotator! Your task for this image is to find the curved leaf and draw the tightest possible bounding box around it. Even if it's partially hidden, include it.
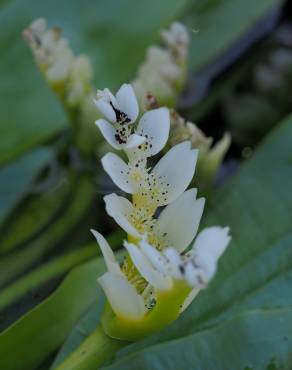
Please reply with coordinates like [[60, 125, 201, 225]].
[[0, 258, 104, 370], [0, 230, 124, 312], [0, 174, 71, 255], [0, 244, 97, 312], [0, 147, 54, 226], [0, 174, 95, 288], [102, 307, 292, 370]]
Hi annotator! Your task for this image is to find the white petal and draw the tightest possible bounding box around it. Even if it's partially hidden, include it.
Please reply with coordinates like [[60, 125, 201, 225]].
[[98, 272, 145, 321], [104, 193, 141, 238], [125, 134, 146, 149], [124, 241, 172, 291], [191, 227, 231, 283], [179, 287, 200, 313], [101, 153, 135, 193], [192, 226, 231, 260], [95, 119, 121, 150], [155, 189, 205, 252], [184, 261, 200, 286], [116, 83, 139, 122], [152, 142, 198, 205], [164, 248, 181, 266], [106, 88, 119, 105], [163, 248, 182, 279], [94, 99, 116, 123], [135, 108, 170, 157], [90, 229, 121, 275], [140, 239, 168, 274]]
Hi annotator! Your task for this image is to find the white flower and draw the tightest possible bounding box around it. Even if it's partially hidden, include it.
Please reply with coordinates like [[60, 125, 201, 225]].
[[23, 18, 94, 109], [91, 230, 145, 321], [91, 81, 231, 341], [126, 226, 230, 293], [102, 141, 197, 208], [132, 46, 181, 106], [67, 55, 93, 106], [104, 188, 205, 250], [161, 22, 190, 61], [91, 226, 230, 327], [23, 19, 74, 82], [132, 22, 190, 107], [94, 84, 145, 150]]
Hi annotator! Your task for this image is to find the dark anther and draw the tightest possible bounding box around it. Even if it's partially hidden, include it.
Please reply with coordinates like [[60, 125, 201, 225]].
[[110, 102, 131, 124]]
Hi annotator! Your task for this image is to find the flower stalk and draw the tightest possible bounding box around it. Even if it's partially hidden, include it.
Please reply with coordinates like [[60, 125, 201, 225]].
[[54, 326, 124, 370]]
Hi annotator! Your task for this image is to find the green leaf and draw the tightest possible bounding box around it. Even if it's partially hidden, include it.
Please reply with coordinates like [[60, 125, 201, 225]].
[[0, 0, 189, 164], [0, 258, 104, 370], [224, 94, 281, 146], [102, 114, 292, 368], [102, 307, 292, 370], [186, 0, 284, 72], [0, 13, 66, 165], [0, 244, 97, 311], [0, 174, 95, 288], [0, 230, 123, 312], [0, 174, 71, 255], [0, 147, 54, 227]]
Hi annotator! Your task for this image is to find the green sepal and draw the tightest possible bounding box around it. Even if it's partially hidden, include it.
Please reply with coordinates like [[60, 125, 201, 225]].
[[101, 281, 192, 341]]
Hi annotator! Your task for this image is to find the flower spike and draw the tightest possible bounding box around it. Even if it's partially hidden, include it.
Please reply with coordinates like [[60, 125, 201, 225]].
[[92, 82, 231, 341]]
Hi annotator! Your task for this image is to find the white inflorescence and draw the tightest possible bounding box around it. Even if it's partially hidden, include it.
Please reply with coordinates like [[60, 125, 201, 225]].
[[132, 22, 190, 107], [92, 82, 231, 321], [23, 18, 93, 107]]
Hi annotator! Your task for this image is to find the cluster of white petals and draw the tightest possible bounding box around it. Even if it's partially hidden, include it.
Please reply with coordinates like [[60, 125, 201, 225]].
[[23, 18, 93, 107], [132, 22, 190, 107], [161, 22, 190, 61], [93, 83, 231, 323]]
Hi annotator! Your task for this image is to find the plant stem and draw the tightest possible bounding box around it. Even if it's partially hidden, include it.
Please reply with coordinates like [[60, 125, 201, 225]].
[[54, 326, 125, 370]]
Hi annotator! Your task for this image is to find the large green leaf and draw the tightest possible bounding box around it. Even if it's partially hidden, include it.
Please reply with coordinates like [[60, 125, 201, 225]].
[[0, 147, 54, 226], [185, 0, 284, 72], [0, 173, 71, 255], [0, 258, 104, 370], [0, 20, 65, 165], [0, 0, 189, 164], [102, 307, 292, 370], [100, 114, 292, 368]]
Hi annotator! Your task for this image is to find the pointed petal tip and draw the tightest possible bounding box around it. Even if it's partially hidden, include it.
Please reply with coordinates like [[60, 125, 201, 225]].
[[90, 228, 100, 238]]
